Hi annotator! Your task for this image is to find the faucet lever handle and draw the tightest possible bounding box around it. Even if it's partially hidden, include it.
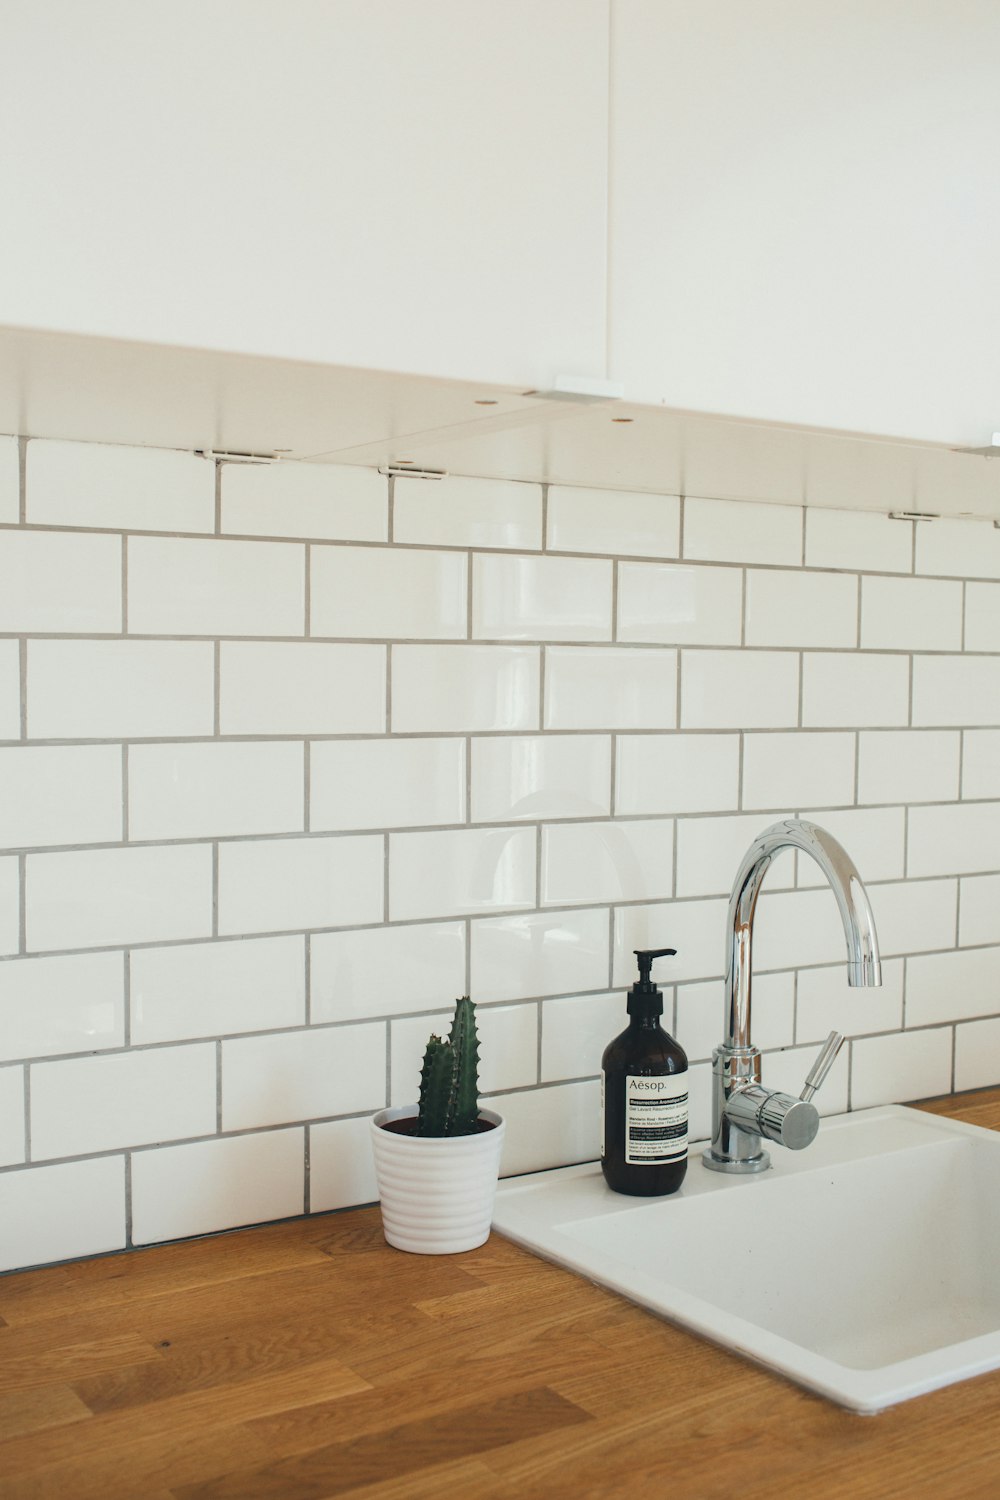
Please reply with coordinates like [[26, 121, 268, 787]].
[[799, 1030, 845, 1103]]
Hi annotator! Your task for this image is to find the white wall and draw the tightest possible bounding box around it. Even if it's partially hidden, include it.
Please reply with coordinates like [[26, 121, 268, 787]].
[[2, 436, 1000, 1272]]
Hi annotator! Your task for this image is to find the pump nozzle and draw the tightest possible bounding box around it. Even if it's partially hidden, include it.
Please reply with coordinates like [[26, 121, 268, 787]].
[[628, 947, 677, 1016], [633, 947, 677, 985]]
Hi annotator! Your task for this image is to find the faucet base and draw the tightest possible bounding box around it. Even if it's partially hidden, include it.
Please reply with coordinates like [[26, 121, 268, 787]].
[[701, 1146, 771, 1174]]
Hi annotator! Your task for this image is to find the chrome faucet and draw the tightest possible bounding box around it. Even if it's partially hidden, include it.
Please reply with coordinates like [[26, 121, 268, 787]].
[[702, 819, 882, 1175]]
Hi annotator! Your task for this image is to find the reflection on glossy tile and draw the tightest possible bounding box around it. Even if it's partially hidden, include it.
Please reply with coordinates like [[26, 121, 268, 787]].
[[132, 1130, 305, 1245], [547, 485, 680, 558], [131, 937, 305, 1044], [861, 575, 962, 651], [311, 545, 466, 639], [27, 844, 213, 953], [858, 730, 960, 805], [222, 1023, 386, 1130], [312, 737, 465, 830], [471, 735, 611, 822], [0, 951, 125, 1061], [393, 644, 540, 733], [545, 646, 676, 730], [618, 563, 741, 645], [390, 826, 536, 921], [312, 922, 466, 1022], [471, 907, 610, 1002], [0, 1067, 25, 1166], [0, 1158, 126, 1273], [540, 991, 620, 1082], [684, 497, 802, 566], [394, 475, 542, 550], [681, 650, 799, 729], [616, 733, 739, 815], [541, 819, 673, 906], [745, 569, 857, 648], [473, 552, 612, 641], [742, 731, 855, 811]]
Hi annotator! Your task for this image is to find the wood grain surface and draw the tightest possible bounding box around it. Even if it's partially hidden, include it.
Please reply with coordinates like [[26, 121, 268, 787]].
[[0, 1089, 997, 1500]]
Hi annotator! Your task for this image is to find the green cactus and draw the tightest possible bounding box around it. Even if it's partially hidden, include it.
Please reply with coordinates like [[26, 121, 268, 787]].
[[416, 997, 481, 1137]]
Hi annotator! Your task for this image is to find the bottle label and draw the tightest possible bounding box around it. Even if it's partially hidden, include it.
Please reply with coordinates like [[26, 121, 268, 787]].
[[625, 1073, 688, 1165]]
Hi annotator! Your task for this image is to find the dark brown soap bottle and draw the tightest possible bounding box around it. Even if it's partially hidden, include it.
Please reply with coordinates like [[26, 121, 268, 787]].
[[601, 947, 688, 1197]]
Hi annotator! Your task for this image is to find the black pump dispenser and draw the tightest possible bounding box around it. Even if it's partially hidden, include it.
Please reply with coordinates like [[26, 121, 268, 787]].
[[601, 946, 688, 1197]]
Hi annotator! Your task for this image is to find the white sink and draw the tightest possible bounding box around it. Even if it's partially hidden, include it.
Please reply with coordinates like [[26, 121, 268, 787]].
[[492, 1106, 1000, 1413]]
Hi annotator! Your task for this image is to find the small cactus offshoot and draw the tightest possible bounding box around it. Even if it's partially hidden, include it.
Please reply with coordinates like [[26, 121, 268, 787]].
[[416, 996, 481, 1137]]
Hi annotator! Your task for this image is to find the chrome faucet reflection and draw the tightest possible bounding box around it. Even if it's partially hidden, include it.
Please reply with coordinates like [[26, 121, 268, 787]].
[[702, 819, 882, 1175]]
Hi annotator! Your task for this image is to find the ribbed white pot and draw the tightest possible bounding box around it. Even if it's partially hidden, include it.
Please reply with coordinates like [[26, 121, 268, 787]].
[[370, 1105, 506, 1255]]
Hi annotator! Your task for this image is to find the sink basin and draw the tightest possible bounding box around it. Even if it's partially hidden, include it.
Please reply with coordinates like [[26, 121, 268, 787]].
[[492, 1106, 1000, 1412]]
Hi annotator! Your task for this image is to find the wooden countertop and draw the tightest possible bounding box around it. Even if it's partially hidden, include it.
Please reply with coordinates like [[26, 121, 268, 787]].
[[2, 1090, 999, 1500]]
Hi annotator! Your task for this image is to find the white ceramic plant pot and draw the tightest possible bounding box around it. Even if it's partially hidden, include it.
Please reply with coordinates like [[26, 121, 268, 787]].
[[370, 1105, 506, 1255]]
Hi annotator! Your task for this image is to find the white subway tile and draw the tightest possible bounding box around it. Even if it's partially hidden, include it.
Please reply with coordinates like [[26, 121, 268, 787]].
[[311, 545, 466, 640], [684, 496, 802, 567], [745, 570, 857, 649], [796, 958, 904, 1044], [547, 486, 679, 559], [912, 657, 1000, 727], [681, 650, 799, 730], [0, 1157, 126, 1273], [851, 1028, 952, 1109], [222, 1023, 385, 1130], [0, 640, 19, 740], [675, 813, 794, 900], [541, 819, 673, 907], [963, 730, 1000, 799], [955, 1017, 1000, 1092], [905, 946, 1000, 1026], [752, 887, 855, 972], [614, 899, 727, 986], [915, 518, 1000, 579], [312, 922, 465, 1023], [28, 639, 214, 739], [131, 1128, 305, 1245], [742, 731, 856, 811], [27, 844, 212, 952], [959, 874, 1000, 947], [804, 507, 912, 574], [393, 645, 539, 734], [677, 973, 793, 1061], [131, 936, 305, 1044], [220, 641, 385, 736], [870, 879, 957, 956], [795, 807, 905, 885], [129, 741, 304, 841], [27, 439, 215, 533], [0, 435, 19, 524], [860, 576, 963, 651], [0, 746, 122, 847], [908, 802, 1000, 877], [221, 461, 387, 542], [390, 1002, 537, 1103], [311, 738, 464, 831], [390, 826, 536, 921], [964, 582, 1000, 652], [310, 1115, 378, 1212], [128, 536, 305, 636], [545, 646, 677, 731], [0, 857, 19, 956], [393, 475, 542, 551], [0, 1067, 24, 1165], [0, 530, 121, 633], [471, 735, 611, 822], [497, 1080, 600, 1175], [541, 991, 620, 1082], [858, 730, 960, 805], [616, 733, 740, 817], [0, 951, 125, 1061], [801, 653, 909, 728], [217, 835, 384, 936], [471, 907, 609, 1003], [761, 1044, 848, 1118], [31, 1043, 217, 1159], [473, 553, 612, 642], [617, 562, 742, 646]]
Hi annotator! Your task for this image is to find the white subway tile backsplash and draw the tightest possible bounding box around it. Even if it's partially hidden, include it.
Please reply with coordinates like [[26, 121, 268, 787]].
[[870, 879, 958, 957], [28, 639, 215, 739], [801, 652, 910, 728], [393, 644, 539, 733], [962, 730, 1000, 799], [0, 1157, 126, 1273], [964, 582, 1000, 653], [0, 530, 122, 634], [540, 991, 620, 1082], [908, 802, 1000, 877], [614, 900, 727, 986], [0, 857, 19, 957], [222, 1023, 385, 1130], [131, 936, 305, 1044], [222, 461, 387, 542], [615, 733, 740, 817], [393, 475, 542, 551], [0, 640, 20, 740], [0, 745, 122, 847], [473, 553, 612, 641], [26, 843, 213, 952], [858, 730, 960, 806], [546, 647, 677, 731], [796, 958, 904, 1044], [860, 575, 963, 652], [219, 642, 386, 736], [0, 1067, 24, 1166], [129, 741, 304, 841], [217, 835, 384, 935], [915, 518, 1000, 580], [851, 1028, 952, 1109], [497, 1080, 601, 1175], [742, 731, 855, 811], [541, 819, 673, 907], [905, 946, 1000, 1027], [795, 807, 905, 885], [312, 922, 466, 1022], [681, 650, 799, 730], [617, 563, 742, 646], [391, 1002, 537, 1102], [312, 737, 464, 831], [745, 570, 857, 649], [912, 656, 1000, 726], [131, 1129, 305, 1245], [309, 1115, 378, 1213], [389, 826, 536, 921], [547, 486, 679, 559], [804, 507, 913, 574], [311, 545, 467, 640], [0, 951, 125, 1061], [31, 1043, 217, 1159], [471, 735, 611, 823], [752, 886, 855, 972], [954, 1017, 1000, 1093], [470, 907, 609, 1003], [0, 435, 19, 524], [959, 874, 1000, 948], [128, 536, 305, 636], [684, 497, 802, 566], [27, 439, 215, 533], [676, 812, 794, 900]]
